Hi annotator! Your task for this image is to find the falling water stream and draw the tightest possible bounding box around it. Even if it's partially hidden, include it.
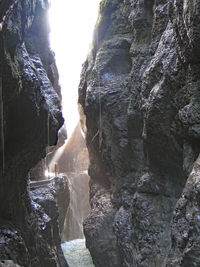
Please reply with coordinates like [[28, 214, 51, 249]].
[[48, 1, 100, 265]]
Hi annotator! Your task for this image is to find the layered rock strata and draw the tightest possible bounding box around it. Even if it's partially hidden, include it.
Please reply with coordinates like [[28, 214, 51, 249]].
[[0, 0, 67, 266], [79, 0, 200, 266]]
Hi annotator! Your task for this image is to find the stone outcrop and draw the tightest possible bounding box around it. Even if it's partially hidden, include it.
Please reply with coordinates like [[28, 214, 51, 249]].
[[30, 174, 70, 266], [78, 0, 200, 266], [29, 125, 67, 181], [0, 0, 68, 266]]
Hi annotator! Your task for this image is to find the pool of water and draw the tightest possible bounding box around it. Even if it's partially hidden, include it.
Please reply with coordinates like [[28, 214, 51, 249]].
[[62, 239, 94, 267]]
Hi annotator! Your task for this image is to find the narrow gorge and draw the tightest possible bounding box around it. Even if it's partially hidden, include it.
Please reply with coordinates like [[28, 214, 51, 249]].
[[1, 0, 200, 267]]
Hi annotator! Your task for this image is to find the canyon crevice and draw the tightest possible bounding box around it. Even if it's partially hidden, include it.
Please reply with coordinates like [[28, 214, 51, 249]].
[[1, 0, 200, 266]]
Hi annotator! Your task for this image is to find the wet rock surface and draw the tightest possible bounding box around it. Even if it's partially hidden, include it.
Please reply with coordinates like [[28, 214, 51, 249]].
[[78, 0, 200, 266], [0, 0, 67, 266], [30, 174, 70, 241], [30, 174, 70, 267]]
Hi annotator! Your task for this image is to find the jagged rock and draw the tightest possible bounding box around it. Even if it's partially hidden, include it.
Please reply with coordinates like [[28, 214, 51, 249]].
[[55, 175, 70, 235], [29, 124, 68, 181], [30, 174, 70, 267], [167, 155, 200, 266], [0, 1, 67, 266], [84, 186, 121, 267], [30, 174, 70, 238], [78, 0, 200, 266]]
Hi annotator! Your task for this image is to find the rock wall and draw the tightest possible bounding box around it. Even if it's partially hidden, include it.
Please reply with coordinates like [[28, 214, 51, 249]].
[[0, 0, 68, 266], [30, 174, 70, 266], [78, 0, 200, 266]]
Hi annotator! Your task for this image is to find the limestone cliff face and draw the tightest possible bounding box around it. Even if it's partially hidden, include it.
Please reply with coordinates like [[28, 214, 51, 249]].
[[79, 0, 200, 266], [0, 0, 67, 266]]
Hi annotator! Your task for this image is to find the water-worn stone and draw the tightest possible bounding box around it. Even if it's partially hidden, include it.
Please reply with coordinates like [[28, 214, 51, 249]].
[[79, 0, 200, 266]]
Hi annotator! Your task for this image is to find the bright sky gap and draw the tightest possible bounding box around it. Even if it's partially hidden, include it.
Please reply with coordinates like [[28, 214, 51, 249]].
[[48, 0, 100, 138]]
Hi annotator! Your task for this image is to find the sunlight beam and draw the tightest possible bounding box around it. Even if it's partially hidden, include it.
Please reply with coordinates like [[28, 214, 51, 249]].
[[48, 0, 100, 138]]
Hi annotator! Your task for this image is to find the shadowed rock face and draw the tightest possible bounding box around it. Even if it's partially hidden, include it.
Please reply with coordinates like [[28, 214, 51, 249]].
[[79, 0, 200, 266], [0, 0, 67, 266]]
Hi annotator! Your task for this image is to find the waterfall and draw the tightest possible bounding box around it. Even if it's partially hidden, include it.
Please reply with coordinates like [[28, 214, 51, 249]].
[[47, 124, 93, 266], [45, 122, 90, 241], [47, 123, 90, 241], [45, 122, 92, 264], [62, 172, 90, 241], [47, 2, 101, 265]]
